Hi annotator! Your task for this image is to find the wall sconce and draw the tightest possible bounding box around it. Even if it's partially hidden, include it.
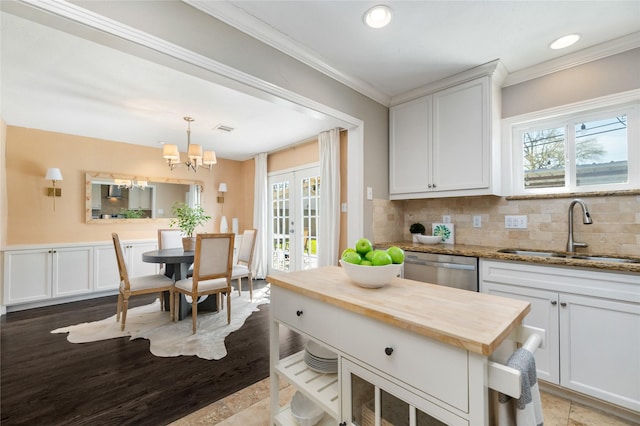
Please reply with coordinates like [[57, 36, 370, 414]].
[[45, 167, 63, 211], [217, 183, 227, 203]]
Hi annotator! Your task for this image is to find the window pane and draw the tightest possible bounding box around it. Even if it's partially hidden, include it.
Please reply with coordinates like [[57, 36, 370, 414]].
[[576, 115, 628, 186], [523, 126, 566, 189]]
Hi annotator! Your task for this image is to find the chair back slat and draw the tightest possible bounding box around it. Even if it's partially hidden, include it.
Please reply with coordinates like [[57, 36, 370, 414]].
[[111, 233, 130, 290], [158, 229, 183, 249], [237, 229, 257, 266], [193, 233, 235, 281]]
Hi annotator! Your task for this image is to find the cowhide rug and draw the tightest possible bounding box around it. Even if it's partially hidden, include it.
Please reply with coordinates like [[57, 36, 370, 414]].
[[52, 285, 270, 360]]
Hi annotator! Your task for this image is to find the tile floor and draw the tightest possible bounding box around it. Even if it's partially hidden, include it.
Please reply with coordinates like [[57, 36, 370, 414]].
[[171, 378, 638, 426]]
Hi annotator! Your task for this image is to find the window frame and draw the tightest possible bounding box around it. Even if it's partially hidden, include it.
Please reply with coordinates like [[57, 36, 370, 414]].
[[503, 91, 640, 196]]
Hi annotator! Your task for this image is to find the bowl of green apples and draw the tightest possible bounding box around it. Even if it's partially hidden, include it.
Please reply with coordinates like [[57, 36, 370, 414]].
[[339, 238, 404, 288]]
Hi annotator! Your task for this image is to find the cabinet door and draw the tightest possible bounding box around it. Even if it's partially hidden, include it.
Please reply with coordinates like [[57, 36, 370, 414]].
[[94, 244, 120, 291], [51, 246, 93, 298], [125, 241, 158, 277], [560, 293, 640, 412], [3, 249, 51, 304], [432, 77, 489, 192], [342, 358, 467, 426], [389, 96, 431, 194], [483, 282, 560, 383]]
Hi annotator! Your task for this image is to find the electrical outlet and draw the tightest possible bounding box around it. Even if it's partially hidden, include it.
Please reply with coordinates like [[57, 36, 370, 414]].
[[341, 203, 347, 212], [442, 215, 451, 223], [505, 215, 528, 229], [473, 215, 482, 228], [366, 187, 373, 200]]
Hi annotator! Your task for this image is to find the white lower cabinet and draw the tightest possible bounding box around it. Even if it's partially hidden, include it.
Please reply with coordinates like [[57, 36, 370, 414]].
[[270, 285, 472, 426], [3, 246, 92, 304], [481, 260, 640, 412], [3, 239, 158, 308]]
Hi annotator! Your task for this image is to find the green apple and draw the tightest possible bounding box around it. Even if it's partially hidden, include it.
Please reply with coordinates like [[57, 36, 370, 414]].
[[360, 260, 373, 266], [386, 246, 405, 264], [341, 247, 357, 258], [371, 250, 392, 266], [342, 250, 362, 265], [355, 238, 373, 255], [364, 250, 376, 261]]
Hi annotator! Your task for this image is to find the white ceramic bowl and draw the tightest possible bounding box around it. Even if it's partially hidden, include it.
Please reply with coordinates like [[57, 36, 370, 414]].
[[290, 391, 325, 426], [339, 259, 403, 288], [415, 235, 442, 245]]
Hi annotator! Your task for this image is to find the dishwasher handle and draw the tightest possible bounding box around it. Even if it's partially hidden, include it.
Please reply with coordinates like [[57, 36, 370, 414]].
[[405, 258, 476, 271]]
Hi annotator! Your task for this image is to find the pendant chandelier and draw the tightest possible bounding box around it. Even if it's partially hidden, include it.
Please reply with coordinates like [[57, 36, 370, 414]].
[[163, 116, 217, 172]]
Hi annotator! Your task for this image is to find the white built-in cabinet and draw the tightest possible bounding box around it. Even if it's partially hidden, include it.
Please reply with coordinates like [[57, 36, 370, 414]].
[[480, 260, 640, 412], [128, 188, 152, 210], [390, 61, 504, 199], [3, 240, 158, 308]]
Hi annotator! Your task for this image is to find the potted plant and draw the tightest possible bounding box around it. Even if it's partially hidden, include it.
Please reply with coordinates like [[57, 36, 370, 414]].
[[409, 222, 426, 243], [169, 202, 211, 251]]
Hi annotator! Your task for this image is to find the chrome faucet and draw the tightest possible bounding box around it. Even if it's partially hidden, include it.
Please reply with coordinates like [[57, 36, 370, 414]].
[[566, 199, 593, 252]]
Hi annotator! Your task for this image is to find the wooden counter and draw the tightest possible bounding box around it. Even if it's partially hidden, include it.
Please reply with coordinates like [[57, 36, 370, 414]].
[[267, 265, 530, 356]]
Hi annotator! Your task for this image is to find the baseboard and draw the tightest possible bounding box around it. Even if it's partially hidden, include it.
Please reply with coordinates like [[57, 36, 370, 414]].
[[539, 381, 640, 424]]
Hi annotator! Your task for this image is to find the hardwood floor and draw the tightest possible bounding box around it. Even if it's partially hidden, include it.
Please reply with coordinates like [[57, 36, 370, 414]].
[[1, 281, 303, 425]]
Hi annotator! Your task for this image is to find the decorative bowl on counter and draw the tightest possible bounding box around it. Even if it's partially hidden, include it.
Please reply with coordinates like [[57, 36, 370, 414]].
[[339, 259, 403, 288], [290, 390, 325, 426], [415, 235, 442, 245]]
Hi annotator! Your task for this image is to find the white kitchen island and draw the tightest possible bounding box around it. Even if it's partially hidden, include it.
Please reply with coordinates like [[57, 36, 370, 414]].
[[268, 266, 531, 426]]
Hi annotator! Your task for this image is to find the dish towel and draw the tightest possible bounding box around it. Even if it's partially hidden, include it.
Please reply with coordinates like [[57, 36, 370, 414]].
[[497, 347, 544, 426]]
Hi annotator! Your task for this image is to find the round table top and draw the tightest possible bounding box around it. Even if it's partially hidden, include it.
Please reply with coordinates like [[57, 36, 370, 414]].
[[142, 248, 195, 264]]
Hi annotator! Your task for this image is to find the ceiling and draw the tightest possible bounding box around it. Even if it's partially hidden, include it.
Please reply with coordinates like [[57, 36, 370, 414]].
[[2, 1, 639, 161]]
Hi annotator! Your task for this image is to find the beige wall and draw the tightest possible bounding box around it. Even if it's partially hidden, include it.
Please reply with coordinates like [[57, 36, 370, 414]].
[[502, 48, 640, 118], [4, 126, 249, 245]]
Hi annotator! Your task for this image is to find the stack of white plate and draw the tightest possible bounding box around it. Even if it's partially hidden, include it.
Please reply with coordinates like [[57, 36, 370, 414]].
[[304, 340, 338, 374]]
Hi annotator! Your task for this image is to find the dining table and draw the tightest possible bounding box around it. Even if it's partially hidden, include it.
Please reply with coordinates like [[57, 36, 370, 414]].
[[142, 248, 218, 320]]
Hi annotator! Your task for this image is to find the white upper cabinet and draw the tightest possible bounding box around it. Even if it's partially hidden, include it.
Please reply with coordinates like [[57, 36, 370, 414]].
[[390, 62, 504, 199]]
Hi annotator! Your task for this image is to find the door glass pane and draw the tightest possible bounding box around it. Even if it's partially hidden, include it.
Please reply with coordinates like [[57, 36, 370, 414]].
[[416, 408, 447, 426], [351, 374, 374, 426], [271, 181, 290, 272], [300, 175, 320, 270], [575, 115, 628, 186], [380, 389, 409, 426], [522, 126, 566, 189]]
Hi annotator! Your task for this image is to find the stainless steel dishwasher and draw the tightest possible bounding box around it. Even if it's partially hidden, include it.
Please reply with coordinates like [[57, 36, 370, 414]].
[[403, 251, 478, 291]]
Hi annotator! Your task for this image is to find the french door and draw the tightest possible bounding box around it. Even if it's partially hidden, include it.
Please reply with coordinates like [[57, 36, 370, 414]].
[[269, 166, 320, 273]]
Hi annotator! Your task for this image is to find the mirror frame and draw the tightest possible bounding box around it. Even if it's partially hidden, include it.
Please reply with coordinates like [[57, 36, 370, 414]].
[[85, 171, 204, 223]]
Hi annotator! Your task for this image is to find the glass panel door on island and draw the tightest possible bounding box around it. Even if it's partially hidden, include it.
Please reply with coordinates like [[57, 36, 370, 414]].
[[343, 359, 457, 426]]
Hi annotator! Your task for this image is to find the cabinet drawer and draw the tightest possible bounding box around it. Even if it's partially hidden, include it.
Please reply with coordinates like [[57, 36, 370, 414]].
[[272, 286, 469, 413]]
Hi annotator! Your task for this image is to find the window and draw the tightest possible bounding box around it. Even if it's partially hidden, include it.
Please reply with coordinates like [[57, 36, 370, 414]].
[[510, 98, 639, 195]]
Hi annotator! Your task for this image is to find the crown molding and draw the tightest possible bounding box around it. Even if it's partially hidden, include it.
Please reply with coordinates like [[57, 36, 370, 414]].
[[503, 32, 640, 87], [186, 0, 391, 106]]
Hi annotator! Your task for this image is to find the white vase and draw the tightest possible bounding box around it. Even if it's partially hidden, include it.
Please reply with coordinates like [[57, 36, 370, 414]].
[[220, 215, 229, 233], [232, 217, 239, 234]]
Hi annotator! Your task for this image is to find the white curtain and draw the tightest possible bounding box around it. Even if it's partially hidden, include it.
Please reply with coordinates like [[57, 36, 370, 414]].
[[253, 153, 268, 279], [318, 128, 341, 267]]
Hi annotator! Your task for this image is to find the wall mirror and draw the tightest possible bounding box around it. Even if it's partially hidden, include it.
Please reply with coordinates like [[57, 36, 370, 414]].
[[85, 172, 203, 223]]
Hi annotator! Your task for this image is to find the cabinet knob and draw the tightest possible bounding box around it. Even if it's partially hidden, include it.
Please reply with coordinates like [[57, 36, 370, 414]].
[[428, 184, 433, 188], [340, 422, 347, 426], [551, 300, 557, 305], [560, 302, 567, 307], [296, 310, 303, 317], [384, 347, 394, 356], [432, 183, 436, 188]]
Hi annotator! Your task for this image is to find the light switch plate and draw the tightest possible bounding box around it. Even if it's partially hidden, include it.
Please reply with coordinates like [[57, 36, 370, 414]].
[[473, 215, 481, 228], [366, 187, 373, 200], [505, 215, 528, 229]]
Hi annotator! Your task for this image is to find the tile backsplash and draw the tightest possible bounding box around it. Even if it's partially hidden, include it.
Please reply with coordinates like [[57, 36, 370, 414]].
[[373, 194, 639, 256]]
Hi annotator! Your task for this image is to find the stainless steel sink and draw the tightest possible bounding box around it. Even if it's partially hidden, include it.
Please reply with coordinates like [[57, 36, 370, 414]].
[[497, 249, 566, 258], [569, 255, 640, 264], [497, 249, 640, 264]]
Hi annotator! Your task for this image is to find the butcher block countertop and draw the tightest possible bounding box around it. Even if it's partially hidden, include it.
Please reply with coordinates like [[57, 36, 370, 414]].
[[267, 266, 530, 356]]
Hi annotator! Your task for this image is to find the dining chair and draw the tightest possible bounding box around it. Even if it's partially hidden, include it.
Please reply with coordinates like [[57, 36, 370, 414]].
[[173, 233, 235, 333], [231, 229, 257, 300], [158, 228, 183, 250], [112, 233, 175, 331]]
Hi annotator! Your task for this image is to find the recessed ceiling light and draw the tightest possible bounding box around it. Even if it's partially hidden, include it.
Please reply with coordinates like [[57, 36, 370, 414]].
[[363, 5, 393, 29], [549, 34, 581, 50]]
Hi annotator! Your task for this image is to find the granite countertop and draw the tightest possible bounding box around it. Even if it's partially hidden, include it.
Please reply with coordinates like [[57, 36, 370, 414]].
[[375, 241, 640, 274], [267, 266, 530, 356]]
